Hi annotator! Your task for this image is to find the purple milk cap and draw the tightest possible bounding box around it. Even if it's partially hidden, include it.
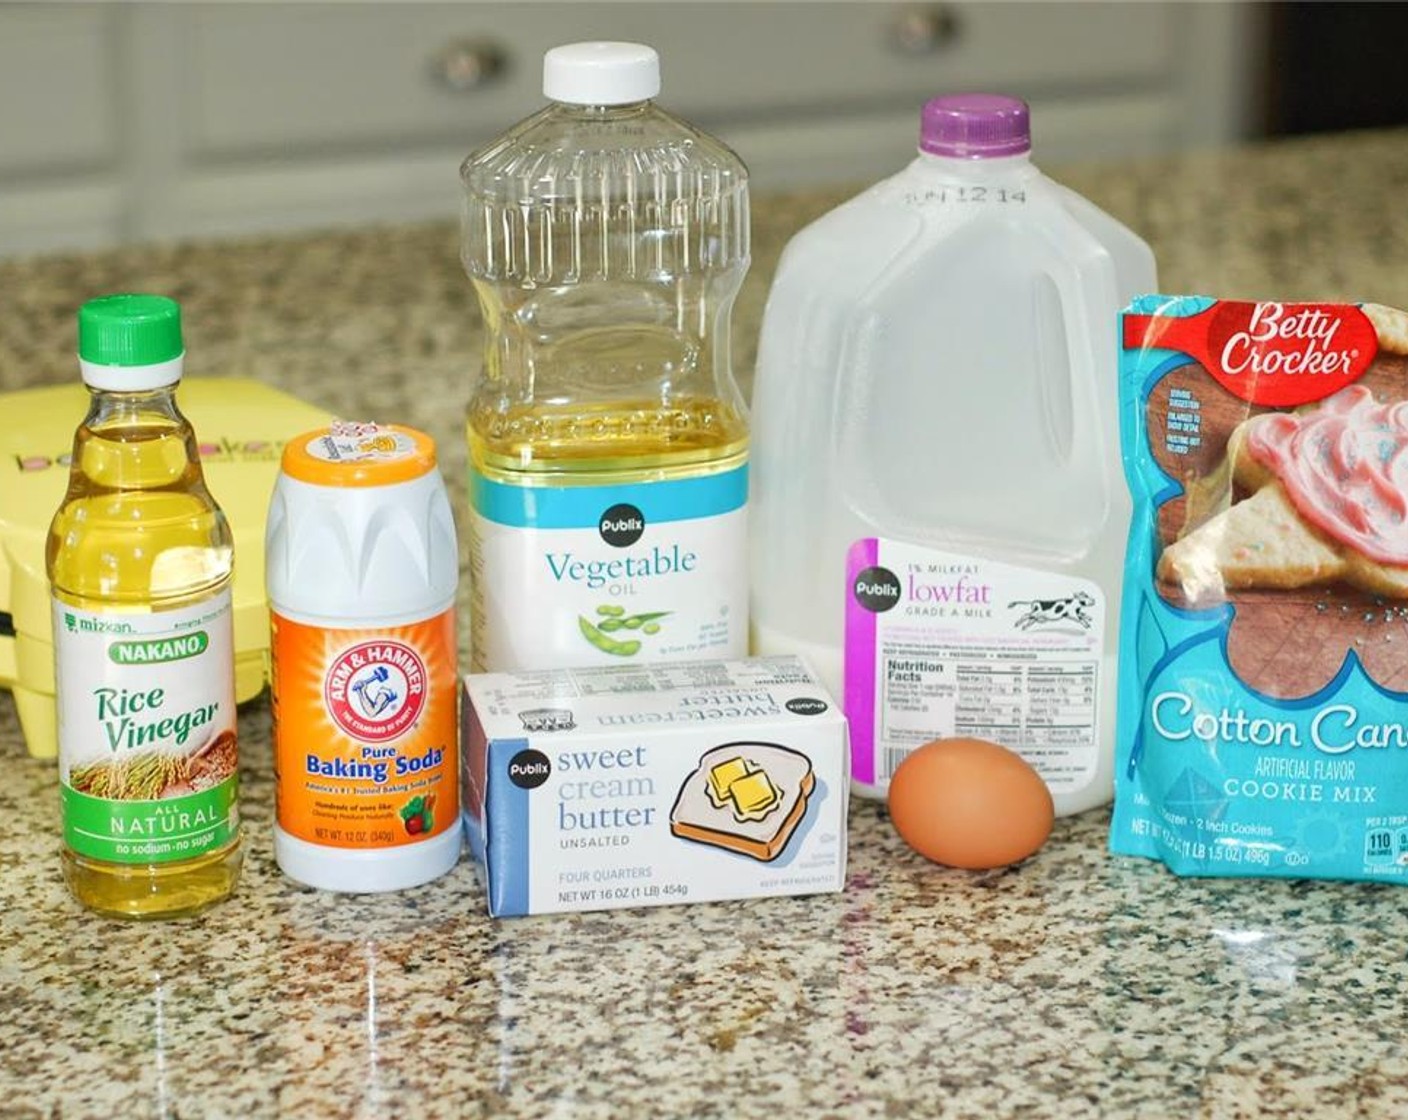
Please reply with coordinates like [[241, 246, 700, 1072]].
[[921, 94, 1031, 158]]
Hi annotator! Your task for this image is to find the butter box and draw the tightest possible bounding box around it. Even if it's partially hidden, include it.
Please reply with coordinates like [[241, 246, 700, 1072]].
[[461, 656, 849, 917]]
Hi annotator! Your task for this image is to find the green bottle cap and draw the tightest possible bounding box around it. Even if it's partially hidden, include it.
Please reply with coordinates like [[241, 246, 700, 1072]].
[[77, 294, 184, 367]]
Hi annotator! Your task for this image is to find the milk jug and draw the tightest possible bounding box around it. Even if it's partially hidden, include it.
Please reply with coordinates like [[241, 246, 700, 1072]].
[[749, 94, 1156, 814]]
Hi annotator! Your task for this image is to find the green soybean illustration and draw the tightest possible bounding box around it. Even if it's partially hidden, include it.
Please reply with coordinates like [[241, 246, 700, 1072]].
[[579, 615, 642, 657], [581, 608, 672, 655]]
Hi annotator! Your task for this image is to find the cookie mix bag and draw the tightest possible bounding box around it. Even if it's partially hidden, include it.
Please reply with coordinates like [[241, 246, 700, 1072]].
[[1114, 295, 1408, 882]]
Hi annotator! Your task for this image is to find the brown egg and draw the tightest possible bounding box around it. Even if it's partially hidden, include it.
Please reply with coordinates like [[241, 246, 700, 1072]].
[[887, 737, 1054, 869]]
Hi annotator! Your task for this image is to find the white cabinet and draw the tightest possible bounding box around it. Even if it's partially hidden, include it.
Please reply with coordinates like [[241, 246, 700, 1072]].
[[0, 5, 126, 254], [0, 2, 1260, 256]]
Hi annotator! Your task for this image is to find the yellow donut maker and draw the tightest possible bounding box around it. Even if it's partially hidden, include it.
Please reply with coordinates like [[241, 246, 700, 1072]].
[[0, 379, 332, 757]]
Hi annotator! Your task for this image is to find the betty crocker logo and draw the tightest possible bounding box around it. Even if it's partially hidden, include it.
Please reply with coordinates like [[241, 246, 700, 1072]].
[[325, 640, 427, 743], [1123, 302, 1378, 407]]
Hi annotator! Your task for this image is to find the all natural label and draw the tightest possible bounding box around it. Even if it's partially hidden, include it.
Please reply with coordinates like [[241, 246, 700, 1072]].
[[53, 591, 239, 865]]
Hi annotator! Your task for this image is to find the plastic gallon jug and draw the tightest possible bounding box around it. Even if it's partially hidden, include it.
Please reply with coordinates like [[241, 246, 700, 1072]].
[[461, 42, 751, 672], [749, 95, 1156, 815]]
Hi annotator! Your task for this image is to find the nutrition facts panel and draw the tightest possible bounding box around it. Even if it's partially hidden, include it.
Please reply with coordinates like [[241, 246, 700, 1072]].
[[878, 649, 1100, 787], [845, 537, 1110, 791]]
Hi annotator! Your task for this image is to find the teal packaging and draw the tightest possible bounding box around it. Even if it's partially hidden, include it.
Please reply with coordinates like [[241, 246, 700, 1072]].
[[1114, 294, 1408, 882]]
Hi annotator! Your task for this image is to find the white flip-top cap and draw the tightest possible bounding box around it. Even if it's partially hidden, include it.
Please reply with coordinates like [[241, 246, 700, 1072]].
[[543, 41, 660, 105]]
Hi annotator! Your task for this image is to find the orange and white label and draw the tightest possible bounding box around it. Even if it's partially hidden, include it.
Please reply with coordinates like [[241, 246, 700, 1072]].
[[271, 610, 458, 849]]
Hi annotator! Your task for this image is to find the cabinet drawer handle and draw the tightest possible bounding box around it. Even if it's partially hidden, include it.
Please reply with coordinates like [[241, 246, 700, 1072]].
[[432, 39, 510, 92], [888, 4, 962, 54]]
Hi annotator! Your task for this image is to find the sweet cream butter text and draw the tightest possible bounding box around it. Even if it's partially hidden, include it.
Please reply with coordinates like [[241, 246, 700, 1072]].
[[556, 745, 657, 830]]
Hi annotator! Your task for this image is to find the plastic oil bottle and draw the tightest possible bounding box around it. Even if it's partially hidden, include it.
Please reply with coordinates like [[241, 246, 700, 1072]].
[[749, 95, 1156, 815], [461, 41, 751, 671], [48, 295, 242, 918]]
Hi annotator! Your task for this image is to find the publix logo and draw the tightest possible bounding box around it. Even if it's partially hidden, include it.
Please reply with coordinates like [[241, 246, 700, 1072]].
[[600, 502, 646, 547], [325, 640, 427, 743], [853, 566, 902, 613]]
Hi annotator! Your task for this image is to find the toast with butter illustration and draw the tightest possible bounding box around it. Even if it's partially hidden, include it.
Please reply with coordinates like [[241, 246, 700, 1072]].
[[671, 743, 815, 862]]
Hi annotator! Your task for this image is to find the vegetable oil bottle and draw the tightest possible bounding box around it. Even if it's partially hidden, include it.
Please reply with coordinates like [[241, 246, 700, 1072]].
[[47, 295, 242, 918], [461, 41, 750, 671]]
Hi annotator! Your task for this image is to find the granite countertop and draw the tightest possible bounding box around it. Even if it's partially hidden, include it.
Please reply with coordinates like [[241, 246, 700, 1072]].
[[5, 130, 1408, 1119]]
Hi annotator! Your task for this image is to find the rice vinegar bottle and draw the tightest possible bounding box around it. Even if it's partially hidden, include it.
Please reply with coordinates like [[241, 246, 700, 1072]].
[[47, 295, 242, 918], [461, 42, 751, 671]]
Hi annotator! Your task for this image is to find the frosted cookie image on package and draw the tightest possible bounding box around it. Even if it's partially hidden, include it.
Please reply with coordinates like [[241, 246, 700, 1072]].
[[1160, 382, 1408, 600], [1128, 299, 1408, 697], [671, 743, 814, 862]]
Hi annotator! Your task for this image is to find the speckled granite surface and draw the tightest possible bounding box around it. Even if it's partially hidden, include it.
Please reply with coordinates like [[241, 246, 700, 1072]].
[[5, 130, 1408, 1119]]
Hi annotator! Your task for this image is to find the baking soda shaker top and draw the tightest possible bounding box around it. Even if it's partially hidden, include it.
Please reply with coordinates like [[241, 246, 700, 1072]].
[[461, 42, 751, 673], [749, 95, 1156, 815], [265, 422, 460, 892]]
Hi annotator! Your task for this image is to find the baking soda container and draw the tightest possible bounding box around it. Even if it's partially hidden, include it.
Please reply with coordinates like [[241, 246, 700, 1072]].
[[266, 422, 460, 891], [461, 42, 750, 672], [750, 95, 1156, 815], [48, 294, 242, 919]]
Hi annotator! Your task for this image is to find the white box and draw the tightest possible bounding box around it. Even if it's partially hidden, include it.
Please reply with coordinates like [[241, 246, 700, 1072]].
[[461, 656, 849, 917]]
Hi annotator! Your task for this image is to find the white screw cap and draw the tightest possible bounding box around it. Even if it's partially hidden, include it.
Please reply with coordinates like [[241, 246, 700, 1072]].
[[543, 41, 660, 105]]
